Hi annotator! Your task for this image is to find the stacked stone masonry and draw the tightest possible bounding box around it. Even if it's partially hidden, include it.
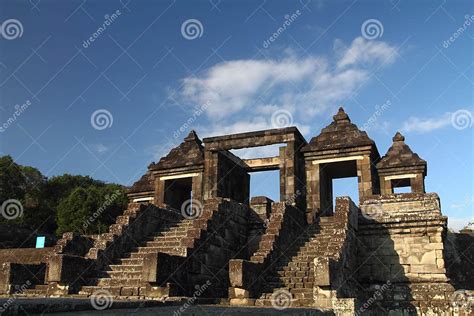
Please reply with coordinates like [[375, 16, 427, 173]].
[[1, 107, 472, 316]]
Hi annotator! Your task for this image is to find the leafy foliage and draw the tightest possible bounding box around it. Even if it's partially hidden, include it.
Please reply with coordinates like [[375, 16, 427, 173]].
[[56, 184, 128, 235], [0, 156, 128, 236]]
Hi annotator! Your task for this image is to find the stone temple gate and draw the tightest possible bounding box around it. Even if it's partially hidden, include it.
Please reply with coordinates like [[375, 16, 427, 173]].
[[1, 107, 472, 315]]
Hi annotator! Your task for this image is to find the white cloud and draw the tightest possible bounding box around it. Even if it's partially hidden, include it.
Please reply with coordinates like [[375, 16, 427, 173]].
[[401, 113, 452, 133], [337, 37, 397, 69], [181, 57, 322, 119], [176, 37, 398, 138], [93, 144, 109, 154]]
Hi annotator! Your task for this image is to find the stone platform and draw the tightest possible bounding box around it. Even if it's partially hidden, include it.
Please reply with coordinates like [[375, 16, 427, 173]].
[[0, 298, 331, 315]]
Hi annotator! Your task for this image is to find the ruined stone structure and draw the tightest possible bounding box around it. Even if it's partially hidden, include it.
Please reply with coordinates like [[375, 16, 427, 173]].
[[1, 108, 472, 315]]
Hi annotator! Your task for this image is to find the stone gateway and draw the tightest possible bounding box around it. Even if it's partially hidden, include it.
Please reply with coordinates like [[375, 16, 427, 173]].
[[1, 108, 472, 315]]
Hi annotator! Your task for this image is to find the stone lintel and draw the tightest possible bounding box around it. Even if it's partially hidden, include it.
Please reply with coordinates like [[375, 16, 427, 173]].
[[151, 165, 204, 176], [127, 191, 154, 199], [303, 145, 374, 161], [203, 127, 306, 151], [384, 173, 418, 180], [378, 165, 426, 177], [243, 156, 280, 171], [311, 155, 364, 165], [159, 172, 200, 181], [131, 196, 154, 203]]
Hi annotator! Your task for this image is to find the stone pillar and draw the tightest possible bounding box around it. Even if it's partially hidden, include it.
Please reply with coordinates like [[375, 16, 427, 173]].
[[357, 155, 374, 199], [380, 176, 393, 195], [203, 150, 218, 200], [250, 196, 272, 221], [319, 165, 333, 216], [192, 172, 203, 205], [305, 161, 319, 223], [279, 146, 286, 202], [154, 177, 165, 207], [284, 141, 296, 205], [410, 173, 425, 193]]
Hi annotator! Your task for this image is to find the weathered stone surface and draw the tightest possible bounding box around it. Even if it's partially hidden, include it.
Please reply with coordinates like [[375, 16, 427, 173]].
[[2, 107, 468, 315]]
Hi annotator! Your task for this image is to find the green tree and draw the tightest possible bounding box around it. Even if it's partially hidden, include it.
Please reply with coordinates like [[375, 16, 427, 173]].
[[56, 184, 127, 235], [0, 155, 128, 237], [0, 155, 26, 202], [44, 174, 102, 207], [0, 156, 57, 233]]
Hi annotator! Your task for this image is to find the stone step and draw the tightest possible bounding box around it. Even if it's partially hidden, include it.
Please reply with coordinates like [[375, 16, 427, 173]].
[[287, 261, 311, 268], [22, 289, 47, 295], [79, 285, 142, 296], [144, 240, 181, 247], [124, 249, 186, 259], [281, 266, 314, 272], [115, 258, 143, 265], [103, 270, 142, 279], [134, 247, 187, 255], [266, 276, 314, 283], [94, 277, 141, 287], [254, 297, 313, 307], [145, 238, 195, 248], [108, 264, 143, 272]]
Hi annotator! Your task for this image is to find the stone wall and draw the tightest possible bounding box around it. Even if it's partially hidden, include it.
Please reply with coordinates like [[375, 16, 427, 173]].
[[0, 248, 52, 265], [0, 248, 52, 295], [185, 198, 249, 298], [356, 193, 456, 314], [246, 197, 272, 258], [216, 151, 250, 204]]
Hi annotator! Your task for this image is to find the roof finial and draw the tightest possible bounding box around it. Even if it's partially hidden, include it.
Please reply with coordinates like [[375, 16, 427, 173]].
[[333, 106, 350, 122], [185, 130, 198, 141], [393, 131, 405, 142]]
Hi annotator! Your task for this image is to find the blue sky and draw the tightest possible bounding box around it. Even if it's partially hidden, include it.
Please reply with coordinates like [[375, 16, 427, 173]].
[[0, 0, 472, 230]]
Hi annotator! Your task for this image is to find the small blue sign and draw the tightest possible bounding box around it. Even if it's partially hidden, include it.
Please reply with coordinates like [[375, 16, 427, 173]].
[[36, 236, 45, 248]]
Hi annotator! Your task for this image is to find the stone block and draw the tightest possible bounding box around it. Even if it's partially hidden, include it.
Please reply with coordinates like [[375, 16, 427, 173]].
[[313, 258, 330, 286], [228, 287, 249, 298], [410, 264, 442, 274]]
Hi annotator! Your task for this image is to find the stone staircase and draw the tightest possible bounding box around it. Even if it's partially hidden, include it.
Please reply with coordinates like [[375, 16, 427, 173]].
[[249, 202, 290, 264], [79, 207, 215, 297], [254, 216, 347, 307], [19, 203, 185, 297]]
